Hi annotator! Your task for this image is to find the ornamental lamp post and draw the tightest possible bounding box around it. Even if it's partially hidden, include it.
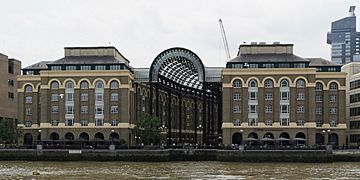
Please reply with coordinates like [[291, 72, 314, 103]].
[[38, 129, 42, 145]]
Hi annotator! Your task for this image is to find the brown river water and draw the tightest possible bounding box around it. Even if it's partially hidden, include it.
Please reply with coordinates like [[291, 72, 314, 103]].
[[1, 161, 360, 179]]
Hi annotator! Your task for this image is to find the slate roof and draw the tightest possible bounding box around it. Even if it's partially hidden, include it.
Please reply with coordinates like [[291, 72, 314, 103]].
[[228, 54, 309, 63], [48, 56, 125, 65], [307, 58, 342, 66], [22, 61, 53, 70]]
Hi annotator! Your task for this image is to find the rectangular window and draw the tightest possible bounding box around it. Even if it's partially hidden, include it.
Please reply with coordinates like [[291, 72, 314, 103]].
[[316, 107, 323, 114], [265, 93, 273, 100], [248, 118, 258, 126], [25, 96, 33, 104], [281, 118, 289, 126], [315, 95, 322, 102], [95, 65, 106, 70], [51, 120, 59, 126], [296, 120, 305, 126], [264, 119, 273, 126], [233, 106, 241, 113], [297, 106, 304, 113], [25, 108, 32, 115], [330, 95, 337, 102], [81, 93, 88, 101], [111, 93, 119, 101], [81, 119, 88, 126], [80, 66, 91, 70], [25, 121, 32, 127], [65, 118, 73, 126], [51, 106, 59, 113], [111, 119, 119, 126], [248, 105, 257, 113], [66, 93, 73, 101], [65, 66, 76, 70], [263, 64, 274, 68], [233, 93, 241, 100], [296, 92, 304, 100], [95, 105, 104, 114], [281, 92, 289, 100], [95, 93, 104, 102], [110, 65, 121, 70], [249, 92, 257, 100], [51, 94, 59, 101], [81, 106, 88, 113], [249, 64, 258, 68], [51, 66, 62, 71], [95, 118, 104, 126], [66, 106, 73, 114], [111, 106, 119, 113], [265, 105, 272, 113], [329, 107, 337, 114], [281, 105, 289, 114]]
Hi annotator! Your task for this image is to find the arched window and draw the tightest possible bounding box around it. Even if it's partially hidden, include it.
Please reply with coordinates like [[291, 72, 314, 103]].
[[51, 82, 59, 89], [25, 85, 33, 93], [264, 79, 273, 88], [248, 80, 257, 87], [233, 80, 242, 88], [316, 83, 323, 91], [296, 79, 305, 88], [330, 83, 338, 91], [65, 81, 74, 89], [95, 81, 104, 89], [80, 81, 89, 89], [110, 81, 119, 89], [280, 80, 289, 87]]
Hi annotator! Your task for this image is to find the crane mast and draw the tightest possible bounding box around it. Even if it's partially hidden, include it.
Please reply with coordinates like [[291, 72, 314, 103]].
[[219, 19, 231, 61]]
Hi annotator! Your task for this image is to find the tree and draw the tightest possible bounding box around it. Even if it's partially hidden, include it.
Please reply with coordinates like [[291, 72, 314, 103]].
[[134, 113, 161, 145], [0, 118, 16, 144]]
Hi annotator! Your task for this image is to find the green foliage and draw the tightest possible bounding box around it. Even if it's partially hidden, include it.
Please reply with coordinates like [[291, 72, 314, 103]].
[[0, 118, 16, 144], [134, 113, 161, 145]]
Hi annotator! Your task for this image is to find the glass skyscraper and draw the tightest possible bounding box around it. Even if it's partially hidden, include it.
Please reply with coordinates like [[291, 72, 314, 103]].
[[327, 6, 360, 64]]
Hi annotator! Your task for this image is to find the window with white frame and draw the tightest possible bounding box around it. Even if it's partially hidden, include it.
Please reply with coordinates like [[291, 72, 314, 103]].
[[249, 80, 257, 87], [110, 81, 119, 89], [329, 107, 337, 114], [316, 107, 322, 114], [51, 82, 59, 89], [95, 93, 104, 102], [315, 95, 322, 102], [111, 119, 119, 126], [110, 65, 121, 70], [248, 118, 258, 126], [264, 119, 273, 126], [330, 83, 338, 91], [281, 92, 289, 100], [65, 118, 73, 126], [80, 66, 91, 70], [95, 118, 104, 126], [51, 106, 59, 113], [111, 106, 119, 113], [233, 119, 241, 126], [65, 66, 76, 70], [281, 105, 289, 113], [296, 79, 305, 88], [265, 105, 272, 113], [66, 93, 74, 102], [25, 108, 32, 115], [296, 119, 305, 126], [25, 85, 33, 93], [249, 92, 257, 100], [81, 106, 88, 113], [80, 81, 89, 89], [51, 119, 59, 126], [111, 93, 119, 101], [281, 118, 289, 126], [248, 105, 257, 113], [265, 92, 273, 100], [25, 96, 32, 104], [280, 80, 289, 87], [81, 119, 88, 126], [297, 106, 304, 113], [25, 120, 32, 127], [330, 95, 337, 102], [330, 120, 337, 127], [95, 105, 104, 114], [66, 106, 73, 114], [233, 80, 242, 88], [95, 65, 106, 70], [51, 93, 59, 101], [81, 93, 88, 101], [233, 105, 241, 113], [316, 83, 323, 91], [264, 79, 273, 88], [296, 92, 304, 100], [233, 93, 241, 100]]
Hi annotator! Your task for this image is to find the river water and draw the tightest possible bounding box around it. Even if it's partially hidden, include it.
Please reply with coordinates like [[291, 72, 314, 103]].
[[1, 161, 360, 179]]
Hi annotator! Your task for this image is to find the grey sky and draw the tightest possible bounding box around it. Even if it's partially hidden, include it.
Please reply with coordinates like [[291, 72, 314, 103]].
[[1, 0, 359, 68]]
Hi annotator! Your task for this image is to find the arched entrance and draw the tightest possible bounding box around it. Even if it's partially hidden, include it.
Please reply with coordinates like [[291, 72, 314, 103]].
[[262, 132, 274, 145], [23, 133, 33, 145], [95, 132, 104, 140], [110, 132, 120, 144], [316, 133, 324, 145], [79, 132, 89, 141], [232, 133, 242, 145], [278, 132, 290, 146], [295, 132, 306, 145], [50, 132, 59, 140], [329, 133, 339, 147]]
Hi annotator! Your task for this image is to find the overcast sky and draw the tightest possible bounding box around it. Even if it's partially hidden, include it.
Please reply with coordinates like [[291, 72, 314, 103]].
[[1, 0, 360, 68]]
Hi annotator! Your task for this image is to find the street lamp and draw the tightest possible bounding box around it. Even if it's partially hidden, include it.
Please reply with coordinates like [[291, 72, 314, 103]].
[[111, 129, 115, 144], [38, 129, 42, 145]]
